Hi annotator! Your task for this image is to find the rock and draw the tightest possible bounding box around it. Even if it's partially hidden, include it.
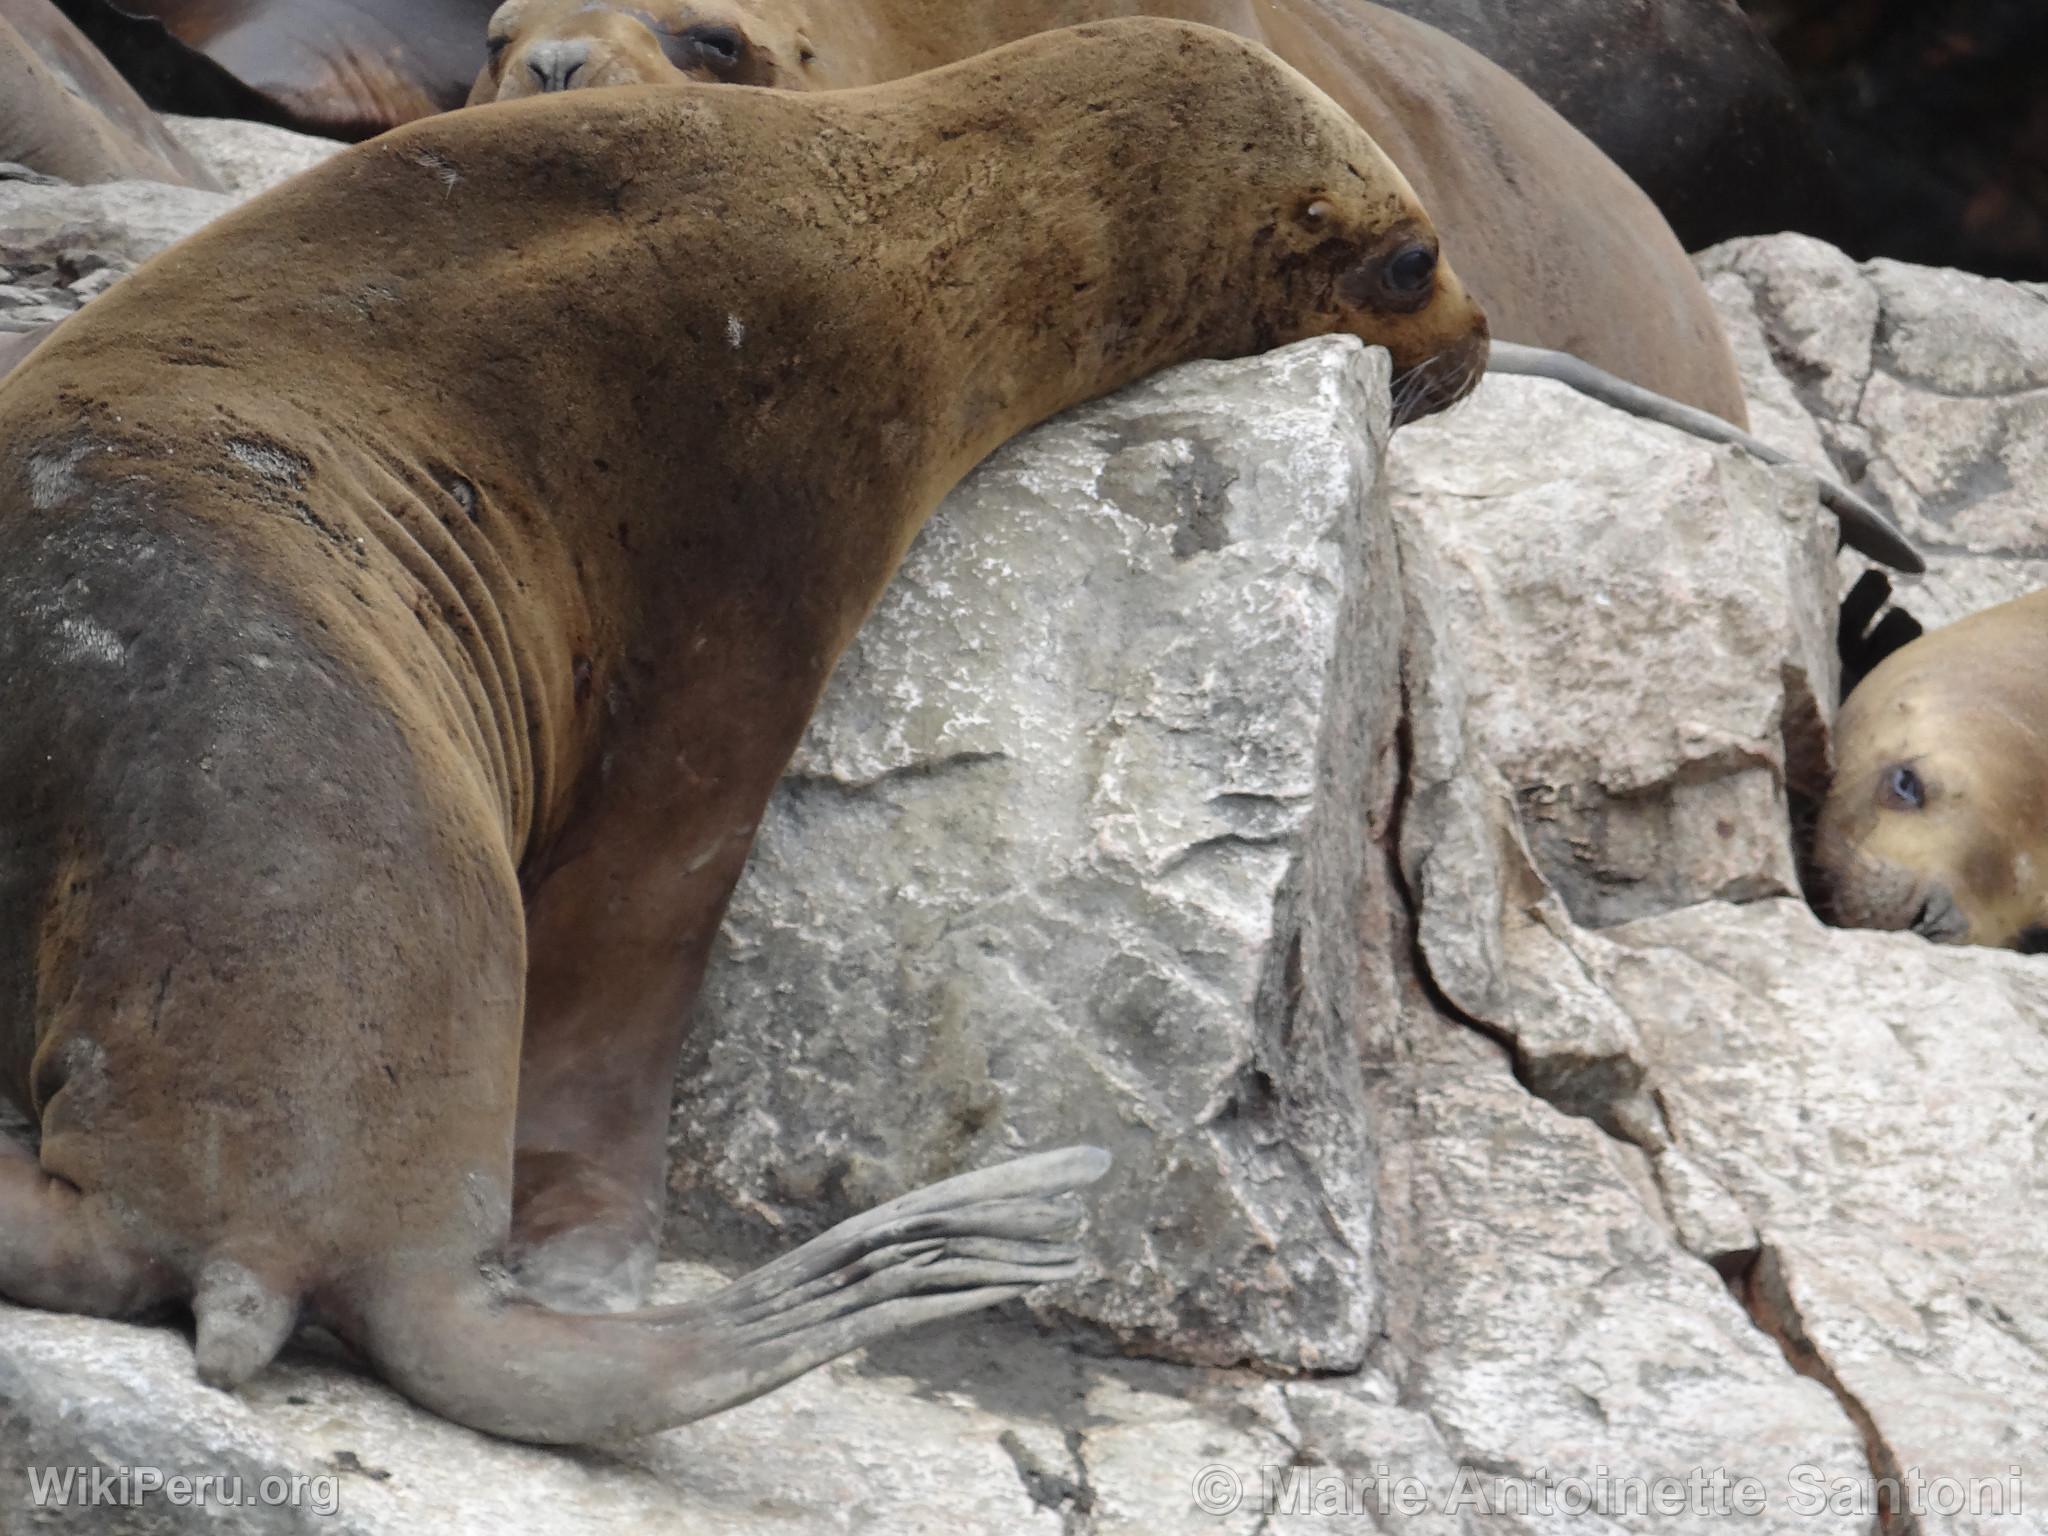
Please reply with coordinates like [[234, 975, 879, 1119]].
[[1384, 440, 2045, 1529], [675, 336, 1394, 1371], [1701, 232, 2048, 628], [0, 162, 65, 188], [166, 116, 346, 202], [1592, 900, 2048, 1514], [67, 266, 124, 300], [0, 304, 73, 329], [1387, 372, 1839, 929], [0, 178, 233, 269]]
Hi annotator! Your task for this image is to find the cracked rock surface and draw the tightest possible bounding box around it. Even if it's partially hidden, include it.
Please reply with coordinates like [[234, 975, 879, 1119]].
[[2, 239, 2045, 1533]]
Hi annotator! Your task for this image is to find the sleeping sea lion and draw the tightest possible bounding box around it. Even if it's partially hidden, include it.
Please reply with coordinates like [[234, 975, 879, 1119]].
[[470, 0, 1750, 424], [0, 19, 1487, 1442], [1816, 589, 2048, 952]]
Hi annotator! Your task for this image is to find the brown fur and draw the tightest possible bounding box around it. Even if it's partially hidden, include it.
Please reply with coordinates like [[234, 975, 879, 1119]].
[[473, 0, 1749, 424], [1817, 590, 2048, 951], [0, 20, 1485, 1441]]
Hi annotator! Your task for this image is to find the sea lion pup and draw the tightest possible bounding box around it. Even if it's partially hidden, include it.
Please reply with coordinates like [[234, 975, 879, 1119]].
[[468, 0, 1749, 425], [0, 20, 1487, 1442], [1816, 591, 2048, 952]]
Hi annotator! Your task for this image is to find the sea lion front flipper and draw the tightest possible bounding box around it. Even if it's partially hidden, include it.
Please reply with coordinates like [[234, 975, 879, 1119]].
[[1484, 340, 1926, 574]]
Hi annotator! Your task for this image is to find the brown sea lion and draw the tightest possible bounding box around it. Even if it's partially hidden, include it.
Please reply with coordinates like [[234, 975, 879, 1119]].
[[0, 0, 219, 187], [0, 20, 1487, 1441], [1815, 590, 2048, 952], [469, 0, 1750, 425]]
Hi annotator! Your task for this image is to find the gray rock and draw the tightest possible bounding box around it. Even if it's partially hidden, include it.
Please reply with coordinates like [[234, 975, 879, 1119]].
[[1387, 371, 1839, 929], [676, 336, 1394, 1370], [1701, 233, 2048, 624], [0, 178, 233, 269], [0, 304, 73, 329], [1590, 900, 2048, 1530], [165, 116, 346, 203]]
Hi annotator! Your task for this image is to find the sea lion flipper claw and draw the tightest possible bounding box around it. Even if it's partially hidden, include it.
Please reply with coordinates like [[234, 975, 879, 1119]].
[[1485, 340, 1927, 574]]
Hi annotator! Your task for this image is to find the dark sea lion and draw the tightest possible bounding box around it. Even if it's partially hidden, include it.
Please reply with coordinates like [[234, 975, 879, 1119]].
[[0, 20, 1487, 1441], [1374, 0, 1847, 253], [0, 0, 219, 186], [1815, 590, 2048, 952], [471, 0, 1750, 424]]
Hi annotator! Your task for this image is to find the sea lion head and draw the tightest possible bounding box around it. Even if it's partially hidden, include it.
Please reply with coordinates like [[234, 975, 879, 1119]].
[[1815, 610, 2048, 951], [1181, 37, 1487, 424], [470, 0, 820, 102], [1265, 185, 1489, 425]]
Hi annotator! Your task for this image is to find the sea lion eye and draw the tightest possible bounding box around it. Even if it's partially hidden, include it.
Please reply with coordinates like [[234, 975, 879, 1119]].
[[1384, 243, 1437, 296], [1881, 763, 1926, 810], [683, 23, 746, 69]]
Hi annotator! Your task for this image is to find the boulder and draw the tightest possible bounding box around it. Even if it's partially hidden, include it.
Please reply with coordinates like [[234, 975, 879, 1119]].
[[1702, 233, 2048, 627], [165, 116, 345, 202], [0, 176, 231, 269], [674, 336, 1396, 1370], [1387, 373, 1838, 929]]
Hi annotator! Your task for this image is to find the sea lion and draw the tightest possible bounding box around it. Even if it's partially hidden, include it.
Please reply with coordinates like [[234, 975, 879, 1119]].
[[1815, 589, 2048, 951], [53, 0, 499, 139], [469, 0, 1750, 424], [0, 325, 55, 378], [0, 20, 1488, 1441], [0, 0, 220, 187], [1373, 0, 1847, 254]]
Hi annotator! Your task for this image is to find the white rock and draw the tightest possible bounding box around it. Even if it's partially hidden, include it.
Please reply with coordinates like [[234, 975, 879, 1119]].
[[165, 116, 346, 202]]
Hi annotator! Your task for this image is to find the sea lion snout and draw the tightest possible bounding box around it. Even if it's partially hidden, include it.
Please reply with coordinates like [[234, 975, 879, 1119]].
[[1334, 225, 1489, 423]]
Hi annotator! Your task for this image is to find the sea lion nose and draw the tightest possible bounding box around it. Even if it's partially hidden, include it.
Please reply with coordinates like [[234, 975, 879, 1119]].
[[525, 39, 591, 92]]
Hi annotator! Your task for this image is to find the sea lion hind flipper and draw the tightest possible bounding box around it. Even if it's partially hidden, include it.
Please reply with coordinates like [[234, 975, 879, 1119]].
[[359, 1146, 1110, 1444]]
